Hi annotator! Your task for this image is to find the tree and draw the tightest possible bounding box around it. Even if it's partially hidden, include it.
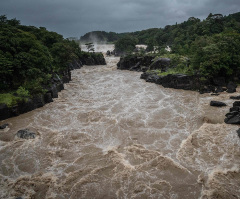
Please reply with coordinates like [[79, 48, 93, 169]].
[[114, 35, 138, 54], [191, 33, 240, 78]]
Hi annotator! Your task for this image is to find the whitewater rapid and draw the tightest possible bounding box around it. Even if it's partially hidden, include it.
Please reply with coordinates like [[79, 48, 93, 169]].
[[0, 45, 240, 198]]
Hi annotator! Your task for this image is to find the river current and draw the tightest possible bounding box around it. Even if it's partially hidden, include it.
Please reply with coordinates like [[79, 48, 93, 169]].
[[0, 45, 240, 199]]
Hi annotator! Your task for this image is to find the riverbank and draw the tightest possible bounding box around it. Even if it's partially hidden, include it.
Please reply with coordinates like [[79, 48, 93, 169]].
[[117, 54, 238, 94], [0, 53, 106, 121]]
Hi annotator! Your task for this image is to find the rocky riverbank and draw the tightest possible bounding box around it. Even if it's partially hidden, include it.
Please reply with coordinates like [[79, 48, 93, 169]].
[[0, 53, 106, 121], [117, 54, 237, 94]]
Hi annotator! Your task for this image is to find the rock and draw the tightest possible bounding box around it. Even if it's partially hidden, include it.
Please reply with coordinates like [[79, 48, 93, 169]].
[[57, 83, 64, 92], [237, 129, 240, 138], [227, 81, 237, 93], [211, 93, 219, 96], [230, 106, 240, 112], [230, 96, 240, 100], [17, 99, 34, 114], [0, 103, 11, 121], [16, 129, 36, 139], [32, 95, 45, 108], [44, 93, 53, 103], [210, 101, 227, 107], [225, 111, 239, 118], [213, 77, 226, 87], [215, 86, 225, 93], [50, 85, 58, 98], [117, 55, 154, 71], [69, 59, 82, 70], [233, 101, 240, 107], [0, 124, 8, 129], [224, 112, 240, 124], [149, 58, 171, 71]]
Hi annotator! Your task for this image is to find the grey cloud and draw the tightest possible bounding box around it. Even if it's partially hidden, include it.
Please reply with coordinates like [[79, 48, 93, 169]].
[[0, 0, 239, 38]]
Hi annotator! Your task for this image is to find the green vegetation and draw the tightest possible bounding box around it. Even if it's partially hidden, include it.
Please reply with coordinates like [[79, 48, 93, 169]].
[[114, 35, 138, 54], [0, 93, 21, 107], [0, 15, 99, 106]]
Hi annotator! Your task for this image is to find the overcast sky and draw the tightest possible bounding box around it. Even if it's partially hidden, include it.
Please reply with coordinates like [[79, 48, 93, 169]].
[[0, 0, 239, 38]]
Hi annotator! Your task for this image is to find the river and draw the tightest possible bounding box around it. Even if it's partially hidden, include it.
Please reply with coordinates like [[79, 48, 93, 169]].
[[0, 45, 240, 198]]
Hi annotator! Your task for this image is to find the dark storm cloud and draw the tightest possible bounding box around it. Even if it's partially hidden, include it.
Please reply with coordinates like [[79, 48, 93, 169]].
[[0, 0, 239, 38]]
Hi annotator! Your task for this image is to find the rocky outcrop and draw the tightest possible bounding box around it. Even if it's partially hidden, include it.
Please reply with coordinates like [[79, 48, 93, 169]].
[[225, 101, 240, 124], [0, 54, 107, 121], [149, 58, 171, 71], [210, 101, 227, 107], [117, 55, 238, 94], [81, 53, 106, 65], [140, 72, 201, 90], [117, 55, 154, 72]]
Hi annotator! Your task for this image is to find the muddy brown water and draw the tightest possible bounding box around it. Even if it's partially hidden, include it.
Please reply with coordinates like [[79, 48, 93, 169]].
[[1, 49, 240, 198]]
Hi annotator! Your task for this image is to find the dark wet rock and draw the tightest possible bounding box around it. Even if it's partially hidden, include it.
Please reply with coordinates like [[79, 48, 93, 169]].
[[230, 96, 240, 100], [211, 93, 220, 96], [69, 59, 82, 70], [18, 99, 35, 114], [106, 50, 111, 56], [210, 101, 227, 107], [230, 106, 240, 112], [15, 197, 23, 199], [57, 83, 64, 92], [213, 77, 226, 87], [117, 55, 154, 71], [227, 81, 237, 93], [44, 93, 53, 103], [0, 104, 11, 121], [32, 95, 45, 108], [16, 129, 36, 139], [237, 129, 240, 138], [149, 58, 171, 71], [141, 72, 201, 90], [233, 101, 240, 107], [224, 112, 240, 124], [50, 84, 58, 98], [0, 123, 8, 129], [215, 86, 225, 93]]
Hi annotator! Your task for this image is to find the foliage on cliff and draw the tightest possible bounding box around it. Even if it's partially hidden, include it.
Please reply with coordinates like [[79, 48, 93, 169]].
[[0, 15, 98, 97]]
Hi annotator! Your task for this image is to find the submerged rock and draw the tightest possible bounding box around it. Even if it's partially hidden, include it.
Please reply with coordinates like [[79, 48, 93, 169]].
[[210, 101, 227, 107], [16, 129, 36, 139], [0, 123, 8, 129]]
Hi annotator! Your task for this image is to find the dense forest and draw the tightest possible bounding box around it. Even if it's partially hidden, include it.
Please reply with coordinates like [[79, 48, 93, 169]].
[[80, 12, 240, 49], [81, 12, 240, 81], [0, 15, 104, 107]]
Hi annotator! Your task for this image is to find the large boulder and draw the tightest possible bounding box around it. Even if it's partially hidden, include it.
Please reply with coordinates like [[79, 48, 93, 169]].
[[224, 111, 240, 124], [210, 101, 227, 107], [225, 101, 240, 124], [149, 58, 171, 71], [16, 129, 36, 139], [117, 55, 154, 71]]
